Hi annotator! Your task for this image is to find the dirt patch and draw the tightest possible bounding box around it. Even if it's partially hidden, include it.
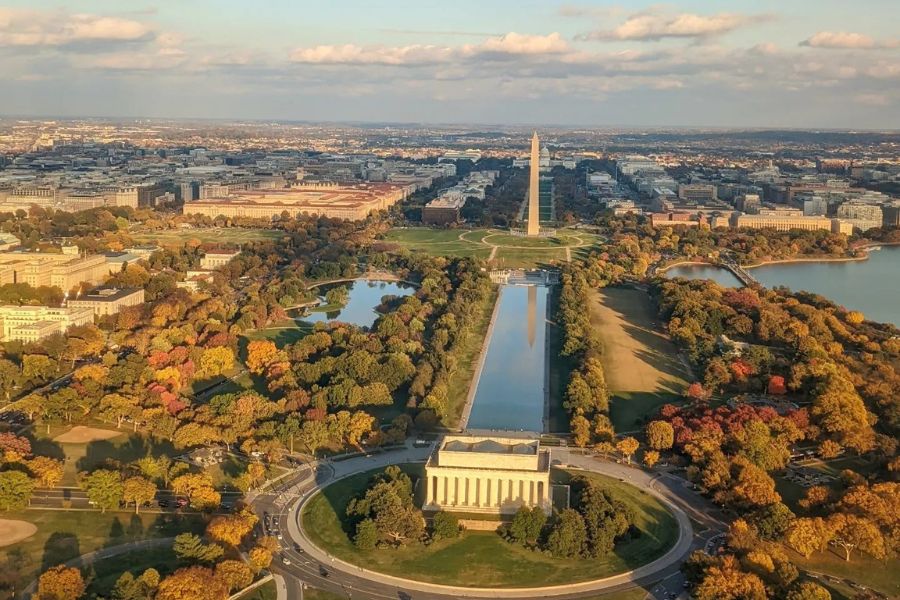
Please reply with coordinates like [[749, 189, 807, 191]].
[[591, 287, 689, 394], [53, 426, 123, 444], [0, 519, 37, 547]]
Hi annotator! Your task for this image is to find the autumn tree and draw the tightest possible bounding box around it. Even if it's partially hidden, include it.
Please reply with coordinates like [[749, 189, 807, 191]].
[[155, 566, 229, 600], [122, 476, 157, 514], [827, 513, 886, 561], [206, 509, 258, 547], [785, 517, 832, 558], [171, 473, 220, 511], [616, 436, 640, 464], [644, 450, 660, 468], [645, 420, 675, 451], [245, 340, 279, 375], [27, 457, 64, 488], [694, 555, 766, 600], [214, 560, 253, 593], [786, 581, 832, 600], [36, 565, 85, 600]]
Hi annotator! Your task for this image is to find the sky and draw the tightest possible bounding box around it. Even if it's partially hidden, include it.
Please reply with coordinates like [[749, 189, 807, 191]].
[[1, 1, 898, 128]]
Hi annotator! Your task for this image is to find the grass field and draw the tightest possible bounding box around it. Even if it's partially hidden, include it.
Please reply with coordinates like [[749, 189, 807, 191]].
[[589, 287, 690, 432], [787, 545, 899, 598], [301, 466, 678, 588], [444, 287, 499, 428], [130, 227, 286, 245], [29, 424, 176, 487], [242, 319, 313, 348], [0, 510, 205, 593], [238, 580, 279, 600], [383, 227, 601, 268]]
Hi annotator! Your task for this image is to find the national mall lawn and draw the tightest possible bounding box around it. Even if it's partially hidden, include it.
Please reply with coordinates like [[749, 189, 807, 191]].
[[301, 466, 678, 588]]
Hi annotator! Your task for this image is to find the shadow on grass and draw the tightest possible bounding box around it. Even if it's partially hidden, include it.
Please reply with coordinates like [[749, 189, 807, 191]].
[[77, 435, 178, 473], [41, 532, 79, 573]]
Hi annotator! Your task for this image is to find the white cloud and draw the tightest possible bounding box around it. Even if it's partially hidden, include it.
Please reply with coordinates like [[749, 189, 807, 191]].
[[0, 8, 152, 46], [474, 32, 569, 55], [289, 32, 569, 66], [579, 9, 772, 42], [854, 93, 890, 106], [800, 31, 898, 50]]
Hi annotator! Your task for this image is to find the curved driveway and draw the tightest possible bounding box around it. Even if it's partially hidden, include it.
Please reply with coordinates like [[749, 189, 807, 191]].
[[255, 444, 726, 600]]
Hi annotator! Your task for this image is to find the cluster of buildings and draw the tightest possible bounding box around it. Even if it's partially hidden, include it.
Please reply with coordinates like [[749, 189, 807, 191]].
[[421, 170, 498, 225], [615, 154, 899, 236]]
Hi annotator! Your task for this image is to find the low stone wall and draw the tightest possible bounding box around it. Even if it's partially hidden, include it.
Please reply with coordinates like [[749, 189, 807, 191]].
[[459, 519, 502, 532]]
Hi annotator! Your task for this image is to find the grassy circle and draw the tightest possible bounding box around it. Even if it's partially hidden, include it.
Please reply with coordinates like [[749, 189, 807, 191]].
[[300, 465, 679, 588], [482, 233, 580, 249]]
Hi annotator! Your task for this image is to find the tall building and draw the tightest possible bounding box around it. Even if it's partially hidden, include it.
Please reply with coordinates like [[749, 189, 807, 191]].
[[526, 132, 540, 236]]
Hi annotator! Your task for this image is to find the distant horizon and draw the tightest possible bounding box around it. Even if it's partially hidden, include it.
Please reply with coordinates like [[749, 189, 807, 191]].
[[2, 113, 898, 135]]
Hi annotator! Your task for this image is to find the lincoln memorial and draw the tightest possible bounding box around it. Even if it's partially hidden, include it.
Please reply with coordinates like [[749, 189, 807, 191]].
[[423, 432, 551, 516]]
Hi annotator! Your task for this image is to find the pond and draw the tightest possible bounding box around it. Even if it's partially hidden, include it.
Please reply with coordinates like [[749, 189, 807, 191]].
[[291, 279, 415, 328], [466, 285, 548, 432]]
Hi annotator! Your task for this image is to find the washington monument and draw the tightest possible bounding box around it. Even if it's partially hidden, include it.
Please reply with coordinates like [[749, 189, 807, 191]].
[[526, 131, 540, 236]]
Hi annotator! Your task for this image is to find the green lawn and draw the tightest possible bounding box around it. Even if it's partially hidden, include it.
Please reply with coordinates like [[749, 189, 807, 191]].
[[84, 546, 179, 595], [237, 580, 279, 600], [493, 247, 567, 268], [242, 320, 313, 348], [301, 466, 678, 588], [608, 392, 682, 433], [0, 510, 205, 593], [786, 545, 899, 598], [482, 233, 579, 248], [28, 425, 179, 487], [444, 287, 499, 427]]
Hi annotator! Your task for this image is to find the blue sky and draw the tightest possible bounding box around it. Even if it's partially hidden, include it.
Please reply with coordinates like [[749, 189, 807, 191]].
[[1, 1, 898, 127]]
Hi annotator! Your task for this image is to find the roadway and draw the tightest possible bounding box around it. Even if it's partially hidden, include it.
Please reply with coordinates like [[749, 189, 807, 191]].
[[253, 444, 728, 600]]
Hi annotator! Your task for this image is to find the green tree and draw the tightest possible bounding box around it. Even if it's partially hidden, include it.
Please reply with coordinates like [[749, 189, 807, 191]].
[[431, 511, 460, 540], [80, 469, 123, 513], [0, 471, 34, 510], [354, 518, 377, 550], [172, 533, 224, 564], [545, 509, 587, 558]]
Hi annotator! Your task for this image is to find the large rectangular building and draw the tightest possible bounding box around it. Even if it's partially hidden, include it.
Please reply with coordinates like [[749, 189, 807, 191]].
[[68, 287, 145, 317], [731, 213, 853, 235], [0, 305, 94, 342], [183, 182, 413, 221], [423, 433, 551, 516], [0, 251, 111, 290]]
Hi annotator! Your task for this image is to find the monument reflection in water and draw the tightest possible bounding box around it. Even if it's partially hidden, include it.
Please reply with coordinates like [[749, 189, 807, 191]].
[[467, 285, 547, 432]]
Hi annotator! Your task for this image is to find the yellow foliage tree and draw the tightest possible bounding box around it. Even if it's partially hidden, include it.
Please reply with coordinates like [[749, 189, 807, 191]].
[[37, 565, 85, 600]]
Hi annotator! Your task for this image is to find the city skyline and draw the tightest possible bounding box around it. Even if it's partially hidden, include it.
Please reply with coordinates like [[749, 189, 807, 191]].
[[1, 1, 897, 128]]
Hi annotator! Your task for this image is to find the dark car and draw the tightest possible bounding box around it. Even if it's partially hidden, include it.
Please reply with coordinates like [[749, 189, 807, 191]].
[[158, 499, 169, 508]]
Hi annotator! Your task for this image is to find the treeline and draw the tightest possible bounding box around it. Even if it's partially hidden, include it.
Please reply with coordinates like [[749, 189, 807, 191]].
[[499, 475, 637, 559], [34, 507, 276, 600], [557, 262, 612, 444], [653, 278, 900, 450]]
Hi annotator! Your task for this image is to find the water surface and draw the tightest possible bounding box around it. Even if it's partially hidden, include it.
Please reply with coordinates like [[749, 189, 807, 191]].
[[293, 279, 414, 328], [467, 285, 547, 432], [749, 246, 900, 326]]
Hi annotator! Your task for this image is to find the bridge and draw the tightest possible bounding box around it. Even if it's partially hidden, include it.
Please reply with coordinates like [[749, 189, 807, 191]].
[[719, 261, 759, 287]]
